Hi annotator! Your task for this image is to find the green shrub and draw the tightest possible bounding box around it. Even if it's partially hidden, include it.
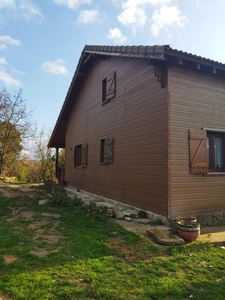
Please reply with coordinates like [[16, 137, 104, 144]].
[[48, 194, 83, 209], [83, 202, 108, 221], [138, 209, 148, 218]]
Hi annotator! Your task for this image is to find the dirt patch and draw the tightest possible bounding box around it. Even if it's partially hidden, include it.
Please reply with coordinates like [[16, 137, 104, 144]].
[[4, 255, 18, 264], [1, 184, 65, 258], [0, 187, 22, 198], [41, 212, 61, 218], [20, 211, 36, 219], [107, 237, 157, 263], [29, 249, 52, 257]]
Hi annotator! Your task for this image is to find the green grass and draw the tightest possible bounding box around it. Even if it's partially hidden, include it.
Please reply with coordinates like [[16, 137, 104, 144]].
[[0, 186, 225, 299]]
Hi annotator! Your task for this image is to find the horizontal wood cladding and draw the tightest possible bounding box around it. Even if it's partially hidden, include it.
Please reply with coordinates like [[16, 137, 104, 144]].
[[65, 56, 168, 216], [169, 65, 225, 217]]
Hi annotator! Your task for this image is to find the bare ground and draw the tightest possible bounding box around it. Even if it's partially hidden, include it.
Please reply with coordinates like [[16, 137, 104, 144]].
[[0, 184, 64, 258]]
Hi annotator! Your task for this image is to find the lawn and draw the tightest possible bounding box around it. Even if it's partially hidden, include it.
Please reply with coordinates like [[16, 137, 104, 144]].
[[0, 184, 225, 300]]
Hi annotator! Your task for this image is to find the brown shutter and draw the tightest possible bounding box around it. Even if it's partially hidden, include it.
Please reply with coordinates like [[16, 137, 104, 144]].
[[104, 137, 114, 164], [189, 129, 208, 174], [106, 72, 116, 101], [81, 143, 87, 168]]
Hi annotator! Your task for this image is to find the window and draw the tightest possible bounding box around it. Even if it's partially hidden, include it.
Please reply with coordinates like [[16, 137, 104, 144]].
[[102, 71, 116, 104], [207, 132, 225, 171], [189, 129, 225, 174], [73, 143, 88, 168], [100, 137, 114, 164]]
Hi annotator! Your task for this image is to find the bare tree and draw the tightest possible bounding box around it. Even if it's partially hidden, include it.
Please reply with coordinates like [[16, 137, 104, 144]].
[[34, 127, 55, 181], [0, 88, 36, 174]]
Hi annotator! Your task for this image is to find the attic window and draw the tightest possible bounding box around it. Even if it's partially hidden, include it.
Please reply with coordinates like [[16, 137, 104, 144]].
[[102, 71, 116, 104], [73, 143, 88, 168], [100, 137, 114, 164]]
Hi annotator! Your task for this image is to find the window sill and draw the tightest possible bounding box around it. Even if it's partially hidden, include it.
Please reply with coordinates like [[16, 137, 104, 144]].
[[206, 172, 225, 175]]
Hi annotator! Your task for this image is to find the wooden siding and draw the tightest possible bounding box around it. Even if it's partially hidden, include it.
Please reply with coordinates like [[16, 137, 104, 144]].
[[169, 65, 225, 217], [65, 56, 168, 216]]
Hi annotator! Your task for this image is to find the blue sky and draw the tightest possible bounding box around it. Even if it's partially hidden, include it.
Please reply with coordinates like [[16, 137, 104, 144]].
[[0, 0, 225, 134]]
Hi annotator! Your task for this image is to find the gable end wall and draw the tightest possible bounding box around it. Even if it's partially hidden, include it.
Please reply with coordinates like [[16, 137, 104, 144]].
[[65, 56, 169, 216]]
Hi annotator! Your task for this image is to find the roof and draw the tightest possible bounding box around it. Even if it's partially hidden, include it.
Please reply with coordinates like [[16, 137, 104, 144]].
[[48, 44, 225, 148]]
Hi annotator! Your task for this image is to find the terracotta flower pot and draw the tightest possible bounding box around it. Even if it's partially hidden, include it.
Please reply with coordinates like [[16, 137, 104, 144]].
[[177, 224, 200, 242]]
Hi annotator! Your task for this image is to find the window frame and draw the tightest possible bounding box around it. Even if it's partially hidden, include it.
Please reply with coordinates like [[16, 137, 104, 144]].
[[73, 143, 88, 168], [100, 137, 114, 165], [207, 132, 225, 172], [189, 129, 225, 174]]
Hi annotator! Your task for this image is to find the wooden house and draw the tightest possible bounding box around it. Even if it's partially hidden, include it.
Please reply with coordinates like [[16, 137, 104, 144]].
[[48, 45, 225, 220]]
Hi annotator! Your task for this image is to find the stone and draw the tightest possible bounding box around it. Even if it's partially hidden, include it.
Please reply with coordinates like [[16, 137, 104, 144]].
[[123, 209, 138, 218], [147, 227, 185, 245], [124, 217, 132, 222], [160, 216, 171, 226], [106, 208, 114, 217], [113, 206, 124, 220], [39, 199, 48, 205], [137, 218, 150, 225], [146, 211, 154, 220]]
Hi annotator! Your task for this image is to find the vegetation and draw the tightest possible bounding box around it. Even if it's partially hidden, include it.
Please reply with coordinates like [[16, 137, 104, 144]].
[[0, 185, 224, 299], [0, 88, 35, 175], [33, 126, 56, 181], [0, 88, 65, 182]]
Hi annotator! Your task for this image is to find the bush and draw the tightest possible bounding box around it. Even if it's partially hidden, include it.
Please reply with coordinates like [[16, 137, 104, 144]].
[[48, 194, 83, 209], [83, 202, 108, 221]]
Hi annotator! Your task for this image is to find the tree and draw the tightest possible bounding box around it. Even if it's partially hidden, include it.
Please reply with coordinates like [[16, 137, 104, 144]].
[[0, 121, 23, 174], [34, 127, 55, 181], [0, 88, 35, 175]]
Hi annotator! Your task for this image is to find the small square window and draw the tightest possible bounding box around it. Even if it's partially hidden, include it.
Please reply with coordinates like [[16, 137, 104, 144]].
[[100, 137, 114, 164]]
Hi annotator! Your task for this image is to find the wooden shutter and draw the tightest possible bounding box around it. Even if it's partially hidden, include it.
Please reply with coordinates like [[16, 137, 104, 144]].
[[81, 142, 87, 168], [106, 72, 116, 101], [104, 137, 114, 164], [189, 129, 208, 174]]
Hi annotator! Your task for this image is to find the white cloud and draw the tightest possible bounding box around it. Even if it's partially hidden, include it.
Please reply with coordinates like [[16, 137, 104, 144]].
[[77, 10, 100, 24], [0, 0, 15, 9], [18, 1, 44, 22], [0, 1, 44, 23], [0, 69, 21, 87], [115, 0, 186, 38], [116, 0, 172, 34], [41, 59, 69, 75], [151, 5, 187, 37], [12, 68, 25, 75], [0, 35, 21, 50], [118, 6, 147, 34], [53, 0, 92, 9], [0, 57, 7, 64], [0, 35, 21, 46], [107, 27, 128, 44]]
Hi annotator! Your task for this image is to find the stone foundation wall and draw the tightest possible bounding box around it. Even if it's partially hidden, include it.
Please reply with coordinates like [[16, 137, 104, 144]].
[[196, 212, 225, 226]]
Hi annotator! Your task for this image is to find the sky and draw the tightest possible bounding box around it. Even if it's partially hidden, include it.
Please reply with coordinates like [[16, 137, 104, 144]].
[[0, 0, 225, 136]]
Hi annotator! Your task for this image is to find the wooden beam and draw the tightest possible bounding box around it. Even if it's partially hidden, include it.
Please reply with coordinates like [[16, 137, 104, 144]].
[[154, 64, 167, 88], [83, 53, 92, 65]]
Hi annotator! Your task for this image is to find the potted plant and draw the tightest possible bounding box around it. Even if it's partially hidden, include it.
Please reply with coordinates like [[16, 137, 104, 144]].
[[176, 216, 200, 242]]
